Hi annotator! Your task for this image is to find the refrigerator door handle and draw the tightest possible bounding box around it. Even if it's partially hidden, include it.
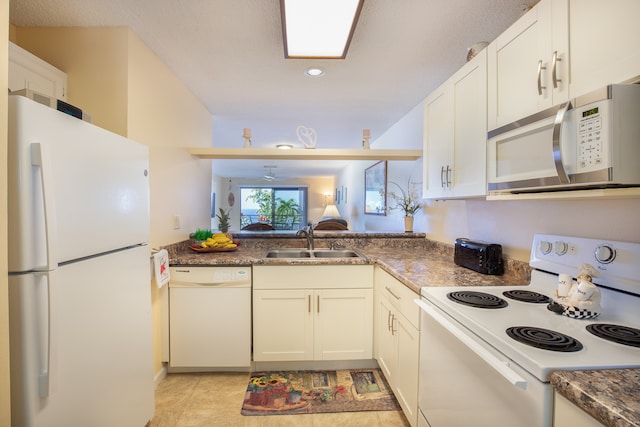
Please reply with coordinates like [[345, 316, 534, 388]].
[[38, 273, 51, 397], [31, 143, 58, 270]]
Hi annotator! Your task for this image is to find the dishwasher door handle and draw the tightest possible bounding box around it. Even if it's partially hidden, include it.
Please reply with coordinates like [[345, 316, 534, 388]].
[[415, 299, 528, 390], [168, 281, 250, 288]]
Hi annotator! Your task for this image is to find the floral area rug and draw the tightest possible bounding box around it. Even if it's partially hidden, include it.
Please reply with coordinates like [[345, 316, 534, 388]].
[[241, 369, 401, 416]]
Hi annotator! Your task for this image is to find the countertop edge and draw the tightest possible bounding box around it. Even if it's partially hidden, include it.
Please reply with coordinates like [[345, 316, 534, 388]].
[[550, 369, 640, 427]]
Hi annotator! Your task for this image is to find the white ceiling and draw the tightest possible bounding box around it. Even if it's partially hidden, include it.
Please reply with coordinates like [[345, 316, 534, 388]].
[[9, 0, 536, 180]]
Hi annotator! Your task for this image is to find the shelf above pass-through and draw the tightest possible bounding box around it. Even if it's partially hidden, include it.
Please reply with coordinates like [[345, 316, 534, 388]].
[[187, 147, 423, 161]]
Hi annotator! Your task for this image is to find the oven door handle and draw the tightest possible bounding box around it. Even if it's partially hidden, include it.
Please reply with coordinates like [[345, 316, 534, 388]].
[[415, 299, 528, 390]]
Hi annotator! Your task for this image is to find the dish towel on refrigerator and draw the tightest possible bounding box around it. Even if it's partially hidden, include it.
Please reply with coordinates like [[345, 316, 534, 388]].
[[153, 249, 170, 288]]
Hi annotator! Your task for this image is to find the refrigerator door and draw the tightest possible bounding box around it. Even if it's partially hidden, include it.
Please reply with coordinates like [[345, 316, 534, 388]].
[[8, 95, 149, 272], [9, 245, 154, 427]]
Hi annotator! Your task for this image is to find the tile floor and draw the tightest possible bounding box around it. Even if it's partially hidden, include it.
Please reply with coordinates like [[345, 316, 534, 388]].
[[150, 372, 411, 427]]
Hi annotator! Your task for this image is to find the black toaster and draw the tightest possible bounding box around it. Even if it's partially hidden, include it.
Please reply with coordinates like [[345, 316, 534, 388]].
[[454, 238, 504, 275]]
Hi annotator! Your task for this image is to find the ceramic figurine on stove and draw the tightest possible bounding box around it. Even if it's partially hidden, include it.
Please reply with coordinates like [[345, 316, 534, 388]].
[[567, 263, 602, 312]]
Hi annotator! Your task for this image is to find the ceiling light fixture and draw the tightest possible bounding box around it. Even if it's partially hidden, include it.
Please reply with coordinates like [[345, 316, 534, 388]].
[[276, 143, 294, 150], [280, 0, 364, 59], [304, 67, 325, 77]]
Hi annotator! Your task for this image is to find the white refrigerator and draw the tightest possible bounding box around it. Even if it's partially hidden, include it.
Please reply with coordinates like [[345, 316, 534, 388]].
[[7, 95, 155, 427]]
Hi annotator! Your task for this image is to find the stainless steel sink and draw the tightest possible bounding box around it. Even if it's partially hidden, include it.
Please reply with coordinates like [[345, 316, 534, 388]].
[[263, 249, 362, 259], [264, 249, 312, 258], [312, 250, 360, 258]]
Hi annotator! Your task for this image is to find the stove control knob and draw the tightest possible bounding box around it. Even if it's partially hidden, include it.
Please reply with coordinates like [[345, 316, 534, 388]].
[[539, 241, 552, 255], [595, 244, 616, 264], [554, 241, 568, 255]]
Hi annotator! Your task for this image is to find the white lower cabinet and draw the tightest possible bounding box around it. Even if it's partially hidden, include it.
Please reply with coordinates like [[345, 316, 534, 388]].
[[554, 392, 604, 427], [375, 267, 420, 427], [252, 265, 373, 362]]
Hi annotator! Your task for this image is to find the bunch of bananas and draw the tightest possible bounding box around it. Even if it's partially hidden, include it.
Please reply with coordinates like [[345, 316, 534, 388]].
[[200, 233, 237, 249]]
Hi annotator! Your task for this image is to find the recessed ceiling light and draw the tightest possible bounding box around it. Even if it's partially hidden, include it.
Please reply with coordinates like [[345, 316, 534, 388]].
[[304, 67, 325, 77], [276, 143, 294, 150], [280, 0, 364, 59]]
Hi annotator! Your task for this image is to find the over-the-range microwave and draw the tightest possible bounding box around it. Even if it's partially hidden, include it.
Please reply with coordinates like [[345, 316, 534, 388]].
[[487, 84, 640, 194]]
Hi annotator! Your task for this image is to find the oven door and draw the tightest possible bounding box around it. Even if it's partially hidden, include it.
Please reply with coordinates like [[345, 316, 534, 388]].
[[416, 298, 552, 427]]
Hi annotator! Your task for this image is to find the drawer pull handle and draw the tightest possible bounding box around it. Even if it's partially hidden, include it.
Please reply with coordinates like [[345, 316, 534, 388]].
[[385, 286, 401, 300]]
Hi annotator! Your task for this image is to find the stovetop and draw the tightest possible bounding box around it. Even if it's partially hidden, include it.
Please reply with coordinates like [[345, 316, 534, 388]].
[[420, 234, 640, 382]]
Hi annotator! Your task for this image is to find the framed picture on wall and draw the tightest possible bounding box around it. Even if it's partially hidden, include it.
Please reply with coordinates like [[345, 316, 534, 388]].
[[364, 161, 387, 215]]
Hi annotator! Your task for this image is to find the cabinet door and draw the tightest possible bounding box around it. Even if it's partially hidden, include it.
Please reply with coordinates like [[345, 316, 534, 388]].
[[376, 297, 397, 383], [424, 50, 488, 200], [451, 49, 488, 198], [488, 0, 568, 129], [569, 0, 640, 97], [395, 315, 420, 427], [314, 289, 373, 360], [9, 42, 67, 100], [253, 289, 313, 361], [423, 83, 452, 199]]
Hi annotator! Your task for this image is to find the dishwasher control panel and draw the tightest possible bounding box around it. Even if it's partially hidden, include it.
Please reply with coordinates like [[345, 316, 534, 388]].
[[169, 266, 251, 287]]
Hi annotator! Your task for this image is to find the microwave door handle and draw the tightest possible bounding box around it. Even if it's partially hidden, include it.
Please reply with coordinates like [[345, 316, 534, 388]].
[[551, 101, 573, 184]]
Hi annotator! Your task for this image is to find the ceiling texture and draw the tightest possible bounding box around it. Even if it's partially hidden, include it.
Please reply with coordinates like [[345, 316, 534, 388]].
[[10, 0, 537, 179]]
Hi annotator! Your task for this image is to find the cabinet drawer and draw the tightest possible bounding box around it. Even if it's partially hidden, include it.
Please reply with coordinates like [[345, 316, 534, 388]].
[[253, 265, 373, 290], [376, 268, 420, 329]]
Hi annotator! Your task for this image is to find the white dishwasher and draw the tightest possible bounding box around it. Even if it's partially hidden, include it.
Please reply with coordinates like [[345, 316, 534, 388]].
[[168, 266, 251, 371]]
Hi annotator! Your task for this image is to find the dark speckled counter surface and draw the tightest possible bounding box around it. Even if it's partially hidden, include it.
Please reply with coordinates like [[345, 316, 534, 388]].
[[550, 369, 640, 427], [164, 231, 639, 425]]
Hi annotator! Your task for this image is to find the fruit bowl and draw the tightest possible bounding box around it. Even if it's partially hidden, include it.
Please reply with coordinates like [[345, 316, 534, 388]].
[[190, 244, 238, 253]]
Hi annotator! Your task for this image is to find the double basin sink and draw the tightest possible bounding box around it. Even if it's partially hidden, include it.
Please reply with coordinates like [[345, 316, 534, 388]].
[[264, 248, 362, 259]]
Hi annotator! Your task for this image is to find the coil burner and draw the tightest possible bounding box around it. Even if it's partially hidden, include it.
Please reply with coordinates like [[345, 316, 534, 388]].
[[586, 324, 640, 348], [506, 326, 583, 352], [447, 291, 508, 309], [503, 290, 552, 304]]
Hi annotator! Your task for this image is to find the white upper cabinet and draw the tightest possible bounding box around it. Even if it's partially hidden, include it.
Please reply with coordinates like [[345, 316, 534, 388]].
[[569, 0, 640, 97], [9, 41, 67, 100], [423, 49, 487, 199], [487, 0, 569, 130]]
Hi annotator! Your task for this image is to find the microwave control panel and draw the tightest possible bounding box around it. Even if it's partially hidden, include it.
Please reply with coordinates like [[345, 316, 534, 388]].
[[576, 102, 608, 172]]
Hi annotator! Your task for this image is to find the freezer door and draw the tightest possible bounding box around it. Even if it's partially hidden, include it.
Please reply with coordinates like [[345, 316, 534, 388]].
[[9, 245, 154, 427], [8, 95, 149, 272]]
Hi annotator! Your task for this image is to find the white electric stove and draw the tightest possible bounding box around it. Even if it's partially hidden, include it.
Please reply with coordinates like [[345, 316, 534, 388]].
[[417, 234, 640, 427]]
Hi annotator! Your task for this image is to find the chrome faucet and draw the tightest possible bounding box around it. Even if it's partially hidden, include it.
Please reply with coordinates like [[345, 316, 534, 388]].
[[296, 225, 315, 250]]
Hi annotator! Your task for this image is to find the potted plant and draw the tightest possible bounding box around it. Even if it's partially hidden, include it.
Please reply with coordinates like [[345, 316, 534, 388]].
[[388, 178, 422, 232], [189, 228, 212, 245], [216, 208, 231, 234]]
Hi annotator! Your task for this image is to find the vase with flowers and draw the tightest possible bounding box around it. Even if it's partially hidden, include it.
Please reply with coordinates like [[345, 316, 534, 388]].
[[388, 178, 422, 232]]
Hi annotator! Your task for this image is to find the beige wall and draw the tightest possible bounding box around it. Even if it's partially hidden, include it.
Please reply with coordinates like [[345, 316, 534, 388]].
[[13, 27, 129, 135], [12, 27, 213, 379], [1, 2, 11, 426]]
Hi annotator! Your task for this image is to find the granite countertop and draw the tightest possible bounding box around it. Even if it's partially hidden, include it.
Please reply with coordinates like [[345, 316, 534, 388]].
[[165, 234, 531, 293], [550, 369, 640, 427], [164, 234, 639, 424]]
